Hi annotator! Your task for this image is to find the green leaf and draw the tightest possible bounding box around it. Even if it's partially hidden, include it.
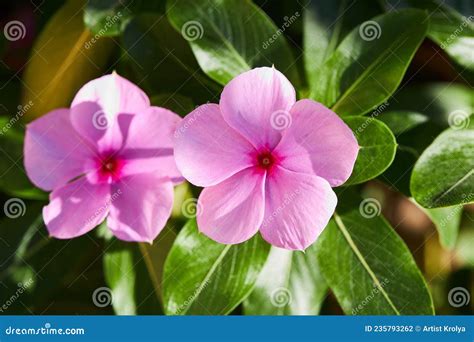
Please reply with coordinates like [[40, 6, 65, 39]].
[[0, 216, 108, 314], [414, 200, 462, 249], [0, 202, 45, 276], [455, 228, 474, 267], [0, 205, 44, 313], [84, 0, 165, 37], [377, 82, 471, 195], [84, 0, 131, 37], [316, 200, 434, 314], [380, 83, 472, 196], [378, 111, 428, 135], [311, 9, 428, 116], [22, 0, 115, 120], [166, 0, 300, 85], [162, 220, 270, 315], [0, 118, 46, 199], [244, 245, 327, 315], [408, 0, 474, 70], [379, 144, 419, 196], [303, 0, 382, 91], [387, 83, 473, 128], [343, 116, 397, 185], [103, 226, 177, 315], [122, 14, 218, 103], [103, 241, 138, 315], [411, 122, 474, 208]]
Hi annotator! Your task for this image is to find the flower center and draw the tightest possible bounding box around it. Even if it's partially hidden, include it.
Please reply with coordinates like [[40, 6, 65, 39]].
[[97, 153, 124, 182], [257, 151, 275, 170]]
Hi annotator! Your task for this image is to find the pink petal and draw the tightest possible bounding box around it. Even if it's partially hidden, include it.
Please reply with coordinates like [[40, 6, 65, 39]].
[[70, 73, 150, 151], [107, 173, 174, 243], [24, 108, 95, 191], [260, 166, 337, 250], [219, 67, 296, 150], [275, 99, 359, 187], [174, 104, 256, 187], [43, 177, 110, 239], [121, 106, 183, 183], [197, 168, 265, 244]]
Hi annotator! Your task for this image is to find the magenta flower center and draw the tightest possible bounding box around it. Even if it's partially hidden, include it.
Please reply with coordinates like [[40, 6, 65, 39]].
[[97, 152, 124, 182], [257, 151, 275, 170]]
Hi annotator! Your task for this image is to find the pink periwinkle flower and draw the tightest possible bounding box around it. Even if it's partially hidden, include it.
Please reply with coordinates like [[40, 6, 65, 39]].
[[174, 67, 359, 250], [24, 73, 182, 243]]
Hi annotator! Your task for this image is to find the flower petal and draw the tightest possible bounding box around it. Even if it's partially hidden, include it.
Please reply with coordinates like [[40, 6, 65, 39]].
[[219, 67, 296, 149], [70, 73, 150, 151], [107, 173, 174, 243], [260, 166, 337, 250], [174, 104, 256, 187], [43, 177, 110, 239], [120, 106, 183, 183], [275, 99, 359, 187], [24, 108, 95, 191], [197, 168, 265, 244]]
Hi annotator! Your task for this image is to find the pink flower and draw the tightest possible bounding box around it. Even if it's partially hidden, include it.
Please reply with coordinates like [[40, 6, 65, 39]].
[[24, 73, 182, 243], [174, 67, 359, 250]]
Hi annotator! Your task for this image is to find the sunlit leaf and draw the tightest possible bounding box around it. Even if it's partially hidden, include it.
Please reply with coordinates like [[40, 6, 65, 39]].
[[311, 9, 428, 116], [103, 226, 177, 315], [22, 0, 114, 120], [122, 13, 218, 103], [408, 0, 474, 70], [343, 116, 397, 185], [316, 196, 434, 314], [162, 219, 270, 315], [414, 200, 463, 249], [303, 0, 382, 91], [166, 0, 300, 85], [411, 121, 474, 208], [84, 0, 165, 37], [244, 245, 327, 315]]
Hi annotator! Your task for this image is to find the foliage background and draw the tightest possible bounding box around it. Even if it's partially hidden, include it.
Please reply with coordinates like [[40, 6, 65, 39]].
[[0, 0, 472, 315]]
